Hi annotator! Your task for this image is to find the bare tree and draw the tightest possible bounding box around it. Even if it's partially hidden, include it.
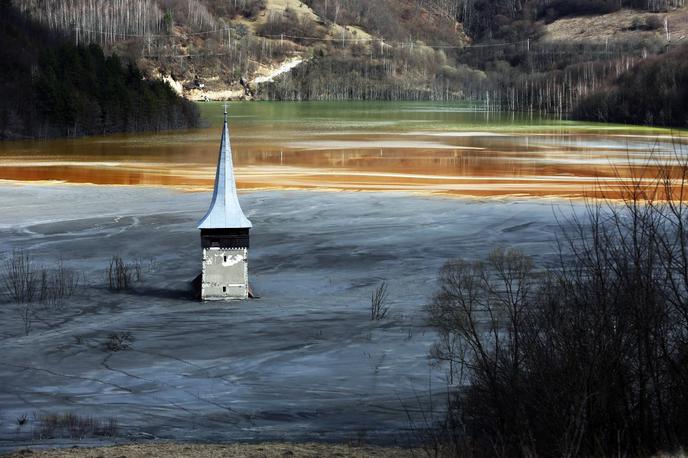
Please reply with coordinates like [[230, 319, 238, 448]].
[[2, 250, 36, 303], [2, 251, 84, 334], [370, 281, 389, 320], [427, 149, 688, 456], [37, 258, 81, 308], [17, 0, 164, 45], [107, 256, 130, 291], [2, 250, 36, 335], [106, 255, 143, 291]]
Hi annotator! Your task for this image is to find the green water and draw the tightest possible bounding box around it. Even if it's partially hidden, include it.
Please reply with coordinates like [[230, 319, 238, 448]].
[[200, 101, 685, 134], [0, 101, 686, 197]]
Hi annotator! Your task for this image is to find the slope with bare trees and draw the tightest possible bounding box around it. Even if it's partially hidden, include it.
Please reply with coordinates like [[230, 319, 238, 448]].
[[6, 0, 688, 124], [0, 3, 199, 139]]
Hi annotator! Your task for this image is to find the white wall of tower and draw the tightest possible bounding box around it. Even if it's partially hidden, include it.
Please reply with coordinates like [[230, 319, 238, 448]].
[[201, 247, 248, 300]]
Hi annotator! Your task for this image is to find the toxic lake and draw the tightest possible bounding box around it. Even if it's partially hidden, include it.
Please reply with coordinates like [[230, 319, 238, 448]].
[[1, 103, 687, 451], [1, 101, 686, 198]]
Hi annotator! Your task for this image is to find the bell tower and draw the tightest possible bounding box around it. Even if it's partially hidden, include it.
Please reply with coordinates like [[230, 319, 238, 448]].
[[198, 106, 252, 300]]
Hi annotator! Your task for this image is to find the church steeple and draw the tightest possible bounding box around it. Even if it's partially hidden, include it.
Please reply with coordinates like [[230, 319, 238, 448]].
[[198, 105, 252, 301], [198, 105, 252, 229]]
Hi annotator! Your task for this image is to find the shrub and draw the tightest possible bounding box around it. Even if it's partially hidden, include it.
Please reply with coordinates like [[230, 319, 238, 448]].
[[2, 250, 35, 304], [37, 412, 118, 439], [628, 15, 663, 31], [427, 159, 688, 456], [2, 251, 82, 334], [370, 282, 389, 320], [37, 258, 81, 307], [106, 256, 128, 290], [105, 331, 134, 352], [645, 15, 664, 30], [106, 256, 142, 291], [206, 0, 266, 18], [16, 414, 28, 426]]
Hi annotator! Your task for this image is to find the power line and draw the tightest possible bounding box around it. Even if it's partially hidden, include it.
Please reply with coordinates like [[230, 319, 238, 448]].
[[72, 25, 671, 53], [73, 25, 532, 50], [74, 26, 227, 38]]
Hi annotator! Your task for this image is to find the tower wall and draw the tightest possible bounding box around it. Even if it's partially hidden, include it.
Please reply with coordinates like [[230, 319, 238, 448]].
[[201, 229, 249, 300]]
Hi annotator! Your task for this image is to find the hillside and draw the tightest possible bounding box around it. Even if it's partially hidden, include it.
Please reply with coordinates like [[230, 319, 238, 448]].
[[0, 3, 199, 140], [14, 0, 469, 101], [542, 7, 688, 43], [573, 45, 688, 127], [9, 0, 688, 126]]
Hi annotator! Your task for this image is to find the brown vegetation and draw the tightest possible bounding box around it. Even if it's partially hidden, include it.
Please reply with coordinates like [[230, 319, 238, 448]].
[[206, 0, 266, 19], [304, 0, 465, 45], [257, 7, 328, 44], [6, 0, 688, 118], [543, 8, 687, 43], [5, 443, 416, 458]]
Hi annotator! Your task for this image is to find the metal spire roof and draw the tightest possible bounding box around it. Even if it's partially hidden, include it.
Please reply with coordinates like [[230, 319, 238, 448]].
[[198, 106, 252, 229]]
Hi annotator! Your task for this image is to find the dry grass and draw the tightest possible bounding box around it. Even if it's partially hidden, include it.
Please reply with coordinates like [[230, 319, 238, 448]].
[[543, 7, 688, 43], [5, 442, 417, 457], [238, 0, 321, 34], [264, 0, 320, 21]]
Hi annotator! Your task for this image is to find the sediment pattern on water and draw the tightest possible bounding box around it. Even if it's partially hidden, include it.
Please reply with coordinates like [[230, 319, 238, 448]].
[[1, 102, 686, 199]]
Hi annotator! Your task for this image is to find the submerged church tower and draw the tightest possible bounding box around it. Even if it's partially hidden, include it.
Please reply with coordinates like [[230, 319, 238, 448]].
[[198, 107, 252, 300]]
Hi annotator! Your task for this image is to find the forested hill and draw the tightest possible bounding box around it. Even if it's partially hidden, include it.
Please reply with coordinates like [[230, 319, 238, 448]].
[[0, 4, 199, 140], [573, 46, 688, 127], [7, 0, 688, 128]]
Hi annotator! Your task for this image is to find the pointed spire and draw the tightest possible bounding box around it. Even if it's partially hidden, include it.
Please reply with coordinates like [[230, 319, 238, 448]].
[[198, 105, 252, 229]]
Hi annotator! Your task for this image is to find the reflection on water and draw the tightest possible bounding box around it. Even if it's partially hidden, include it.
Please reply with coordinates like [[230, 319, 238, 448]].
[[1, 101, 686, 198]]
